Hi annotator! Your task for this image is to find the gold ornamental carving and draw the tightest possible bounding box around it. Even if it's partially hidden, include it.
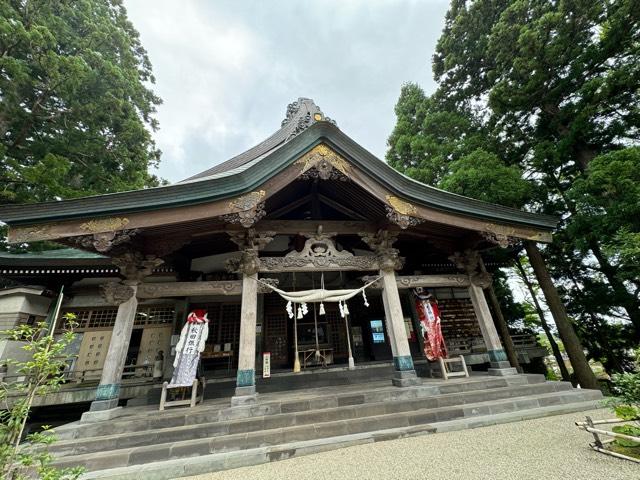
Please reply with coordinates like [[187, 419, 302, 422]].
[[386, 196, 416, 216], [295, 144, 350, 180], [10, 224, 54, 243], [228, 191, 266, 211], [224, 191, 267, 228], [80, 217, 130, 233]]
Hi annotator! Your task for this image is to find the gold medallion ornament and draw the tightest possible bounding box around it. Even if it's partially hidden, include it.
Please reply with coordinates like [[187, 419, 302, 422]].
[[295, 144, 350, 180]]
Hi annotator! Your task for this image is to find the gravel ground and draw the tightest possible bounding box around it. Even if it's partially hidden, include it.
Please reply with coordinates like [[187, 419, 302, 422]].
[[183, 409, 638, 480]]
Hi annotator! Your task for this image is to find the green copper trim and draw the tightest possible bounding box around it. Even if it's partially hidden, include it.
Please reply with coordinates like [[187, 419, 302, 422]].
[[0, 124, 557, 232], [236, 369, 255, 387], [393, 355, 415, 372], [488, 349, 508, 363], [95, 383, 120, 401]]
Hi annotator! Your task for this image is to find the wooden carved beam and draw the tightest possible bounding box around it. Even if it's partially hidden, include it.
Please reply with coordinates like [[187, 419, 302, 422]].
[[137, 278, 279, 298], [362, 274, 471, 289], [137, 281, 242, 298]]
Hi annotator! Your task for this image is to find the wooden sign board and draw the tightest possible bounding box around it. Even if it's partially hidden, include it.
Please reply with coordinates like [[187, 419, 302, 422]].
[[263, 352, 271, 378]]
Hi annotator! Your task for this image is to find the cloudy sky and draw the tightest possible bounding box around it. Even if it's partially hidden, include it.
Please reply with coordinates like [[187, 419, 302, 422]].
[[124, 0, 450, 183]]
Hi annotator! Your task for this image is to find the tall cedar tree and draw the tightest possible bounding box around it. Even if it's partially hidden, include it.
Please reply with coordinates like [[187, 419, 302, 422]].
[[388, 0, 640, 371], [0, 0, 162, 206]]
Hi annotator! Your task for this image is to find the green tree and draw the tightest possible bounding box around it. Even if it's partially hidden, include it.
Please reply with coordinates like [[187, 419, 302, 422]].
[[387, 0, 640, 373], [1, 314, 83, 479], [0, 0, 162, 206]]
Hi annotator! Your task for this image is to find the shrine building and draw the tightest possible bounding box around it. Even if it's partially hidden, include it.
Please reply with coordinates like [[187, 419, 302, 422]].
[[0, 98, 558, 414]]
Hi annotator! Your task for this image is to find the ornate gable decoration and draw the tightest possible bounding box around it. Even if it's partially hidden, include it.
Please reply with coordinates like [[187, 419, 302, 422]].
[[281, 98, 337, 141], [259, 227, 378, 272], [295, 144, 350, 181], [385, 196, 424, 230], [222, 190, 267, 228]]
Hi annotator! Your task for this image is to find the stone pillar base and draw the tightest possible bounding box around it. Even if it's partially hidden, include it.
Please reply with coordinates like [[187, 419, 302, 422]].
[[81, 406, 124, 423], [392, 369, 421, 387], [348, 357, 355, 370], [89, 397, 119, 412], [231, 385, 257, 406], [488, 367, 518, 376]]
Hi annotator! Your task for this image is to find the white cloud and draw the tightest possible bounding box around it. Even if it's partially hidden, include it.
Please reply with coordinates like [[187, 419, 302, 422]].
[[124, 0, 449, 182]]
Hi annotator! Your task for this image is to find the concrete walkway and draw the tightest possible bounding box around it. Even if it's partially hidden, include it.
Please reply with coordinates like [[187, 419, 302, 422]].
[[183, 409, 638, 480]]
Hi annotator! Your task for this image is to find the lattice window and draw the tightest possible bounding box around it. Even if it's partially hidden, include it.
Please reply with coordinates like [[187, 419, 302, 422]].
[[326, 310, 347, 357], [264, 312, 288, 365], [86, 309, 118, 329], [264, 294, 288, 366], [59, 308, 118, 330], [438, 297, 483, 354], [135, 306, 175, 326], [220, 304, 241, 353]]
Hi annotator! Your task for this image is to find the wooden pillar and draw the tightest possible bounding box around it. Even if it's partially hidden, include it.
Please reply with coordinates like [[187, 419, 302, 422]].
[[478, 258, 522, 372], [381, 268, 419, 386], [525, 241, 599, 389], [231, 271, 259, 405], [468, 281, 516, 376], [451, 250, 517, 376], [82, 253, 163, 421], [361, 230, 419, 386], [88, 282, 139, 414], [227, 231, 274, 406]]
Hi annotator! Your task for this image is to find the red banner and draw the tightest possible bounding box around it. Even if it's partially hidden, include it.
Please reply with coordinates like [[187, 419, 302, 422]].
[[414, 290, 448, 361]]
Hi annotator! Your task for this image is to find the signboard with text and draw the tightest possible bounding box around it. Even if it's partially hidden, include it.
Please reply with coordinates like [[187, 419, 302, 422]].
[[263, 352, 271, 378]]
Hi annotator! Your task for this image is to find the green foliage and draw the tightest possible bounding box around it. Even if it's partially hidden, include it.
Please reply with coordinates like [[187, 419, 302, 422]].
[[611, 424, 640, 449], [0, 314, 84, 479], [0, 0, 162, 207], [387, 0, 640, 372], [439, 149, 531, 208], [608, 348, 640, 422]]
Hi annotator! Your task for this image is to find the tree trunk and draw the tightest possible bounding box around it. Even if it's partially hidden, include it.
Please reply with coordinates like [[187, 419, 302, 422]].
[[514, 258, 571, 383], [588, 240, 640, 340], [525, 241, 599, 390], [478, 258, 521, 372], [547, 169, 640, 340]]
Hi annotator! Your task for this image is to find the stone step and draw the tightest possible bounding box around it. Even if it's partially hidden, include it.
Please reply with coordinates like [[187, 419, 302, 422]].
[[50, 380, 567, 457], [132, 363, 407, 406], [55, 374, 544, 441], [54, 388, 601, 473], [78, 398, 604, 480]]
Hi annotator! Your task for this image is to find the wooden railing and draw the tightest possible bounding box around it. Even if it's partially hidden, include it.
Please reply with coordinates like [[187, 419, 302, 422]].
[[1, 364, 156, 387]]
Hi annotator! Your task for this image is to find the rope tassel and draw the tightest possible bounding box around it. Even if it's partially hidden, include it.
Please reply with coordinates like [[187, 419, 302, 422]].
[[319, 302, 325, 315], [297, 306, 304, 319]]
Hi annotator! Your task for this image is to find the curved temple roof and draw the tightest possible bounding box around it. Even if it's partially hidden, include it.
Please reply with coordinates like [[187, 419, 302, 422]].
[[0, 98, 557, 235]]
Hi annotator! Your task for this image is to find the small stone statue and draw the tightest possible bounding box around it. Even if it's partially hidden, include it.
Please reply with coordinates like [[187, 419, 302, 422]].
[[153, 350, 164, 380]]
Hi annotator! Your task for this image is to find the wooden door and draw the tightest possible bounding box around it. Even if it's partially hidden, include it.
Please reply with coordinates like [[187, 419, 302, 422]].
[[138, 326, 172, 365], [76, 330, 112, 379]]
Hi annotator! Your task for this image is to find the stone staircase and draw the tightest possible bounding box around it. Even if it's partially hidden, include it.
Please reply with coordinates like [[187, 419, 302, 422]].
[[50, 374, 602, 480]]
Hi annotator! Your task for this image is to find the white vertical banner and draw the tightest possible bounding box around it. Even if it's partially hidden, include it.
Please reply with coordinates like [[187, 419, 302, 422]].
[[262, 352, 271, 378]]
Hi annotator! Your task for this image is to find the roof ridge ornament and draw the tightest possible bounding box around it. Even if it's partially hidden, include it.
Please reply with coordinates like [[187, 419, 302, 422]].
[[281, 98, 337, 141]]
